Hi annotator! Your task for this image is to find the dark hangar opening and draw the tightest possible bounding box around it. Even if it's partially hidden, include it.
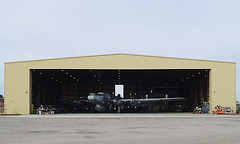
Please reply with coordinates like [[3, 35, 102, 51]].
[[31, 69, 209, 113]]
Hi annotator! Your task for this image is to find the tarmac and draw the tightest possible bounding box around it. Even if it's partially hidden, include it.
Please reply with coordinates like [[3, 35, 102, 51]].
[[1, 113, 240, 144]]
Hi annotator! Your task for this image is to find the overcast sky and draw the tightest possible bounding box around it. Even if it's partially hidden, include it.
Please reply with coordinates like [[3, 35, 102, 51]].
[[0, 0, 239, 100]]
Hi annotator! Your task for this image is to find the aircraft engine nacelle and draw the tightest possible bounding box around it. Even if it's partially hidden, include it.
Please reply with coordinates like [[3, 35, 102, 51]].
[[95, 104, 107, 112]]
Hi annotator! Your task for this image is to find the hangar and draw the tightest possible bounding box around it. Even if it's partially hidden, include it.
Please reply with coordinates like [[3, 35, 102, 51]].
[[4, 53, 236, 114]]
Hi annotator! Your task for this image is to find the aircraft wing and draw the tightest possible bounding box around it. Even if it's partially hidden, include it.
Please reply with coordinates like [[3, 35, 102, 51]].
[[119, 97, 186, 102]]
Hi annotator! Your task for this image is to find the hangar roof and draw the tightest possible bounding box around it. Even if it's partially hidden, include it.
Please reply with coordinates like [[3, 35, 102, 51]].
[[4, 53, 236, 64]]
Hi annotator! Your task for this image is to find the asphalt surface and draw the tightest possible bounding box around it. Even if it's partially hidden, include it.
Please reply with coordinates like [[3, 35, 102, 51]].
[[0, 113, 240, 144]]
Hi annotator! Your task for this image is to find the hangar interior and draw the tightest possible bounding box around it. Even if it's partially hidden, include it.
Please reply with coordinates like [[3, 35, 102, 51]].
[[31, 69, 209, 113]]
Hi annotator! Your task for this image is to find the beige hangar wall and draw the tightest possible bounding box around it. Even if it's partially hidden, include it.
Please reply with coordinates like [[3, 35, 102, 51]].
[[4, 54, 236, 114]]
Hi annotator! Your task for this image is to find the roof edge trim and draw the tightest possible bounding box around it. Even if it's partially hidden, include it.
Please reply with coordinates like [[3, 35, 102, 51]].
[[4, 53, 236, 64]]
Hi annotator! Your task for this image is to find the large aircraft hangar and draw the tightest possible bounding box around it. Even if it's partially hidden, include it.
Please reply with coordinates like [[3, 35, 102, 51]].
[[4, 53, 236, 114]]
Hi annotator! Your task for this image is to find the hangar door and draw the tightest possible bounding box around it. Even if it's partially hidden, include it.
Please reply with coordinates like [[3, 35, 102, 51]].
[[31, 69, 209, 113]]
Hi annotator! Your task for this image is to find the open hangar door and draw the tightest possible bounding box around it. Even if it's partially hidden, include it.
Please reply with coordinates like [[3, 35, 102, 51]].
[[30, 69, 209, 113]]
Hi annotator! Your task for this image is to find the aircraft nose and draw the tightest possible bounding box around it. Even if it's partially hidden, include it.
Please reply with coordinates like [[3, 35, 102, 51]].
[[88, 95, 95, 101]]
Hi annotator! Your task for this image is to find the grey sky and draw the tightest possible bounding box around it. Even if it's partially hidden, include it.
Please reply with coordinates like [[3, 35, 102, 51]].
[[0, 0, 239, 100]]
